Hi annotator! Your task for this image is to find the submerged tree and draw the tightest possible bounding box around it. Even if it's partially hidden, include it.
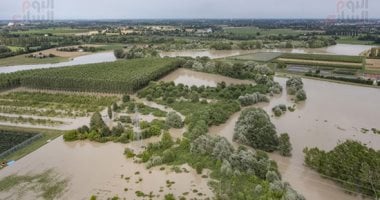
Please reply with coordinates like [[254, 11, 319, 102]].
[[278, 133, 292, 156], [234, 108, 279, 151]]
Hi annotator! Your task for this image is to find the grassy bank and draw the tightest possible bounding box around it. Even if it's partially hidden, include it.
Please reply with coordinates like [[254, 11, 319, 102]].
[[0, 54, 68, 67]]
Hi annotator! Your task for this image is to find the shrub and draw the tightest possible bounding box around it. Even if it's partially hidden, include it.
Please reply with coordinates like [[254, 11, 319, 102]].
[[122, 94, 130, 102], [124, 148, 135, 158], [63, 130, 78, 141], [238, 92, 269, 106], [278, 133, 292, 156], [166, 112, 183, 128], [295, 89, 307, 101]]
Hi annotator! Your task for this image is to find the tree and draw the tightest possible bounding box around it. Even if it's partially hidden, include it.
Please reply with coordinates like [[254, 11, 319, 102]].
[[112, 102, 119, 112], [90, 112, 109, 136], [278, 133, 292, 156], [107, 106, 113, 119], [122, 94, 130, 102], [234, 108, 279, 151], [166, 112, 183, 128], [114, 49, 125, 59], [304, 140, 380, 197], [295, 89, 307, 101]]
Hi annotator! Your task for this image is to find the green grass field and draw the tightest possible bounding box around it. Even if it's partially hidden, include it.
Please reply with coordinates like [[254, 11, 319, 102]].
[[0, 54, 67, 67], [10, 27, 90, 36]]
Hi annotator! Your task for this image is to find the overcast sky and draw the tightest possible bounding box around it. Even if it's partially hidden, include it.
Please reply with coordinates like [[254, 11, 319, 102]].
[[1, 0, 379, 20]]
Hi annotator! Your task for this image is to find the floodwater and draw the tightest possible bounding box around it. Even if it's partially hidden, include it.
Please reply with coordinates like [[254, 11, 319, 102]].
[[0, 136, 212, 200], [210, 77, 380, 200], [160, 44, 376, 59], [160, 68, 254, 87], [0, 52, 116, 74]]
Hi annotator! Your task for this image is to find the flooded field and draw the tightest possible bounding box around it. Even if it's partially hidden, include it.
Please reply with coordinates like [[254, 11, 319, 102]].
[[0, 52, 116, 74], [160, 68, 254, 87], [0, 136, 212, 200], [160, 44, 376, 59], [210, 77, 380, 200]]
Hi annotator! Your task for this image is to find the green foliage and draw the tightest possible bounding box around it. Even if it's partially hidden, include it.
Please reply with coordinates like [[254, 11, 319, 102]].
[[164, 193, 176, 200], [0, 130, 36, 153], [304, 140, 380, 197], [272, 104, 287, 117], [122, 94, 130, 102], [238, 92, 269, 106], [278, 133, 292, 157], [286, 77, 307, 102], [107, 106, 112, 119], [166, 112, 183, 128], [234, 108, 279, 152], [5, 58, 180, 93], [113, 48, 125, 59]]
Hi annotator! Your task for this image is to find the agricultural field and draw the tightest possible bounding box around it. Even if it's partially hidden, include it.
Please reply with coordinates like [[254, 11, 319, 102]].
[[224, 27, 311, 37], [0, 91, 118, 118], [279, 53, 364, 63], [6, 58, 181, 93], [0, 130, 37, 154], [10, 27, 91, 36], [228, 52, 283, 62], [276, 53, 365, 70], [335, 36, 376, 45], [0, 126, 62, 161]]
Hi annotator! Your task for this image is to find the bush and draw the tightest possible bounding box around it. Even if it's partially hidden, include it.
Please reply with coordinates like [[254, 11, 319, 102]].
[[124, 148, 135, 158], [278, 133, 292, 156], [238, 93, 269, 106], [295, 89, 307, 101], [63, 130, 78, 141], [166, 112, 183, 128], [122, 94, 130, 102], [114, 49, 125, 59]]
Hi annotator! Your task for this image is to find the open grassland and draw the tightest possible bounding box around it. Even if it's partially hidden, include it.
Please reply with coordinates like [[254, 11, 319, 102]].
[[0, 58, 181, 93], [228, 52, 283, 62], [0, 126, 62, 161], [10, 27, 91, 36], [0, 54, 67, 67], [0, 91, 118, 118], [224, 27, 311, 37]]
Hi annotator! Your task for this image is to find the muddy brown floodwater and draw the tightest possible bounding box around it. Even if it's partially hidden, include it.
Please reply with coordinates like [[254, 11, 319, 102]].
[[160, 68, 254, 87], [159, 44, 376, 59], [0, 135, 212, 200], [210, 77, 380, 200]]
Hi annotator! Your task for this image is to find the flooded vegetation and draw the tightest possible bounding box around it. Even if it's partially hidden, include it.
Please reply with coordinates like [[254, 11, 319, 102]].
[[1, 17, 380, 200]]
